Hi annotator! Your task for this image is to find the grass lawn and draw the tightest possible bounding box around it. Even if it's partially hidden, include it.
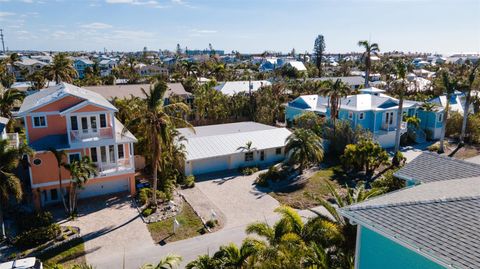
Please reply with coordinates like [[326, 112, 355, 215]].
[[147, 201, 205, 244], [270, 168, 344, 209], [38, 238, 86, 268]]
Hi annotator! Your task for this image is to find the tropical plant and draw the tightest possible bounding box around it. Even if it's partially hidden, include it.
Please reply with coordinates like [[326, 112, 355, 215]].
[[48, 148, 68, 214], [390, 60, 409, 154], [64, 156, 97, 215], [313, 35, 326, 76], [185, 254, 220, 269], [44, 53, 78, 84], [358, 40, 380, 87], [26, 69, 47, 90], [319, 79, 351, 127], [0, 87, 25, 118], [141, 254, 183, 269], [436, 70, 458, 153], [459, 62, 479, 144], [212, 242, 256, 269], [237, 141, 256, 152], [127, 81, 192, 207], [285, 129, 324, 173], [341, 138, 390, 176]]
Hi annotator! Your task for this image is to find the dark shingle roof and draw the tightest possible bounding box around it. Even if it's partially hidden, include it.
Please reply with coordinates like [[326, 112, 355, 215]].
[[342, 196, 480, 269], [30, 134, 69, 151], [394, 152, 480, 183]]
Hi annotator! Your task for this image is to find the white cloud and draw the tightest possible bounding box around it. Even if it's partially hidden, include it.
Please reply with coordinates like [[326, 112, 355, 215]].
[[189, 29, 218, 37], [0, 12, 15, 17], [105, 0, 159, 5], [80, 22, 113, 29]]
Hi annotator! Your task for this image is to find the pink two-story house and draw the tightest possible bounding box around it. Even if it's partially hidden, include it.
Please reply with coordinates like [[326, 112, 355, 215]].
[[16, 83, 137, 208]]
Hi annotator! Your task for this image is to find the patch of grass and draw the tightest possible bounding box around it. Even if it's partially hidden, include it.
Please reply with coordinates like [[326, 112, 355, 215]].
[[38, 238, 86, 268], [147, 201, 204, 244], [270, 168, 343, 209]]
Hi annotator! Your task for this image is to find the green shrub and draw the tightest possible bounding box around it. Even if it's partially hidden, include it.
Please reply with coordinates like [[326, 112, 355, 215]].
[[183, 175, 195, 188], [254, 173, 269, 187], [205, 219, 218, 228], [15, 211, 54, 232], [371, 169, 406, 192], [241, 167, 259, 176], [392, 151, 406, 167], [142, 208, 153, 217], [138, 188, 167, 206], [341, 138, 390, 175], [14, 224, 61, 249]]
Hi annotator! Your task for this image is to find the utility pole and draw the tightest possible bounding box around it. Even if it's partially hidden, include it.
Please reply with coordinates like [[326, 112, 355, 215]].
[[0, 29, 5, 54]]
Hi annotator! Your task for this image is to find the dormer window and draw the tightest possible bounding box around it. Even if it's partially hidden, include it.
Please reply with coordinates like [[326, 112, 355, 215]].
[[359, 112, 365, 120], [32, 116, 47, 128]]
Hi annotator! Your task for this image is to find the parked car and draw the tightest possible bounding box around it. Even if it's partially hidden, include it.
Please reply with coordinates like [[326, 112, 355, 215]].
[[0, 258, 43, 269]]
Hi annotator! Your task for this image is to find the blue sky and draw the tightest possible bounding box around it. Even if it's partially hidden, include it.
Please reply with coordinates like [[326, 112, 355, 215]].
[[0, 0, 479, 54]]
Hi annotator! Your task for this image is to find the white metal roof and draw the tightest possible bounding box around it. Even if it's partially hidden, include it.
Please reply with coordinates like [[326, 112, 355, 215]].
[[178, 122, 291, 161], [214, 80, 272, 96]]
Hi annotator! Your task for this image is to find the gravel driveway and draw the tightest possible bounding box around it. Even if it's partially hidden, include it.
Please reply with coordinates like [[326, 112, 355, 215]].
[[191, 171, 280, 229], [63, 194, 154, 267]]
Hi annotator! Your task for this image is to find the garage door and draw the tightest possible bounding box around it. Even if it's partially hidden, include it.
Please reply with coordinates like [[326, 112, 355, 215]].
[[78, 178, 129, 199], [192, 156, 229, 175]]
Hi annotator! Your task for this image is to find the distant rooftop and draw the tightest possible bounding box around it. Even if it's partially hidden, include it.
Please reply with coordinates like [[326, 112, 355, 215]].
[[84, 83, 191, 100]]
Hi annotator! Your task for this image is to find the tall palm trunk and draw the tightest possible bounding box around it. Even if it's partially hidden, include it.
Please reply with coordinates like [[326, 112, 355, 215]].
[[0, 203, 5, 239], [439, 97, 451, 153], [364, 57, 370, 87], [57, 165, 68, 214], [460, 91, 471, 144], [394, 90, 404, 153]]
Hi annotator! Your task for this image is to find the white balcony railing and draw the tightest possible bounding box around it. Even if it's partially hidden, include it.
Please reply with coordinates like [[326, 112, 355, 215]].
[[381, 122, 407, 132], [96, 158, 134, 175], [70, 127, 113, 143]]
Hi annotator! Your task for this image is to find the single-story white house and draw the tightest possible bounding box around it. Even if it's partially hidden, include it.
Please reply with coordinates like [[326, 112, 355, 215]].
[[214, 80, 272, 96], [179, 122, 292, 176]]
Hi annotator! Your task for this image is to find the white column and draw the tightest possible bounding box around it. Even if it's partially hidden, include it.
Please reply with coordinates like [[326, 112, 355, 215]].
[[66, 113, 72, 145], [114, 144, 119, 171]]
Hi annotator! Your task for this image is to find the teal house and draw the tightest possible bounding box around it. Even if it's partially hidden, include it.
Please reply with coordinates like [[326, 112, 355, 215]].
[[285, 87, 437, 148], [340, 152, 480, 268], [73, 58, 95, 79]]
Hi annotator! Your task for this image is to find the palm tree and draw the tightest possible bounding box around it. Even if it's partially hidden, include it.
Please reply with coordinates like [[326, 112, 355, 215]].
[[141, 254, 183, 269], [437, 70, 458, 153], [285, 129, 324, 174], [48, 148, 68, 214], [358, 40, 380, 87], [236, 141, 256, 152], [26, 69, 47, 90], [0, 87, 25, 118], [391, 60, 409, 154], [44, 53, 78, 84], [309, 182, 383, 265], [185, 254, 219, 269], [128, 81, 192, 207], [319, 79, 351, 126], [213, 242, 256, 269], [0, 139, 23, 239], [459, 62, 479, 144], [64, 156, 97, 215]]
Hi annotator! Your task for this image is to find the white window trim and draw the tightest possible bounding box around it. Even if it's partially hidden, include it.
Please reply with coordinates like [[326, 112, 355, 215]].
[[32, 115, 48, 128], [68, 152, 81, 164]]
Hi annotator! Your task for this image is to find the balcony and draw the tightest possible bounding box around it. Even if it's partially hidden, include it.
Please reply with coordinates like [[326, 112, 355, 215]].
[[70, 127, 113, 143], [96, 158, 134, 176], [6, 133, 19, 148], [378, 122, 407, 135]]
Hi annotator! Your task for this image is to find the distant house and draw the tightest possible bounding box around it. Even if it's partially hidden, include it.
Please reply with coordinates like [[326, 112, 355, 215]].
[[15, 83, 137, 208], [9, 58, 48, 81], [84, 83, 192, 104], [178, 122, 291, 175], [135, 64, 168, 77], [258, 58, 307, 72], [285, 88, 429, 148], [73, 58, 94, 79], [307, 76, 364, 90], [285, 61, 307, 71], [0, 116, 19, 148], [98, 59, 117, 77], [214, 80, 272, 96], [341, 152, 480, 269]]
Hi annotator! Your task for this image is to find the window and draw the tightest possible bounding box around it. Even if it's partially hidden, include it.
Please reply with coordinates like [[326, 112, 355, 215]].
[[244, 152, 254, 162], [100, 146, 107, 162], [275, 148, 282, 155], [32, 116, 47, 128], [438, 113, 443, 122], [118, 144, 124, 159], [50, 189, 58, 200], [100, 114, 107, 128], [33, 158, 42, 165], [359, 112, 365, 120], [90, 116, 97, 132], [68, 153, 81, 163], [348, 112, 353, 120], [81, 117, 88, 133], [90, 147, 98, 162], [70, 116, 78, 130], [260, 151, 265, 161]]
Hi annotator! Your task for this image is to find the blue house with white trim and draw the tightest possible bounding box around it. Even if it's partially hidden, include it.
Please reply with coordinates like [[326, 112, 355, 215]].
[[73, 58, 95, 79], [340, 152, 480, 269], [285, 87, 434, 148]]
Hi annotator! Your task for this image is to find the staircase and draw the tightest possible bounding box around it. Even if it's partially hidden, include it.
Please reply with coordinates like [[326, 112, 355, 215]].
[[413, 127, 427, 144]]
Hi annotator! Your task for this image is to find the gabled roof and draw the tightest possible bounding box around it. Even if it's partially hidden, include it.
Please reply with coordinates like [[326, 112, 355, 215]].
[[394, 152, 480, 183], [341, 176, 480, 269], [214, 80, 271, 96], [16, 83, 117, 116], [308, 76, 364, 86]]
